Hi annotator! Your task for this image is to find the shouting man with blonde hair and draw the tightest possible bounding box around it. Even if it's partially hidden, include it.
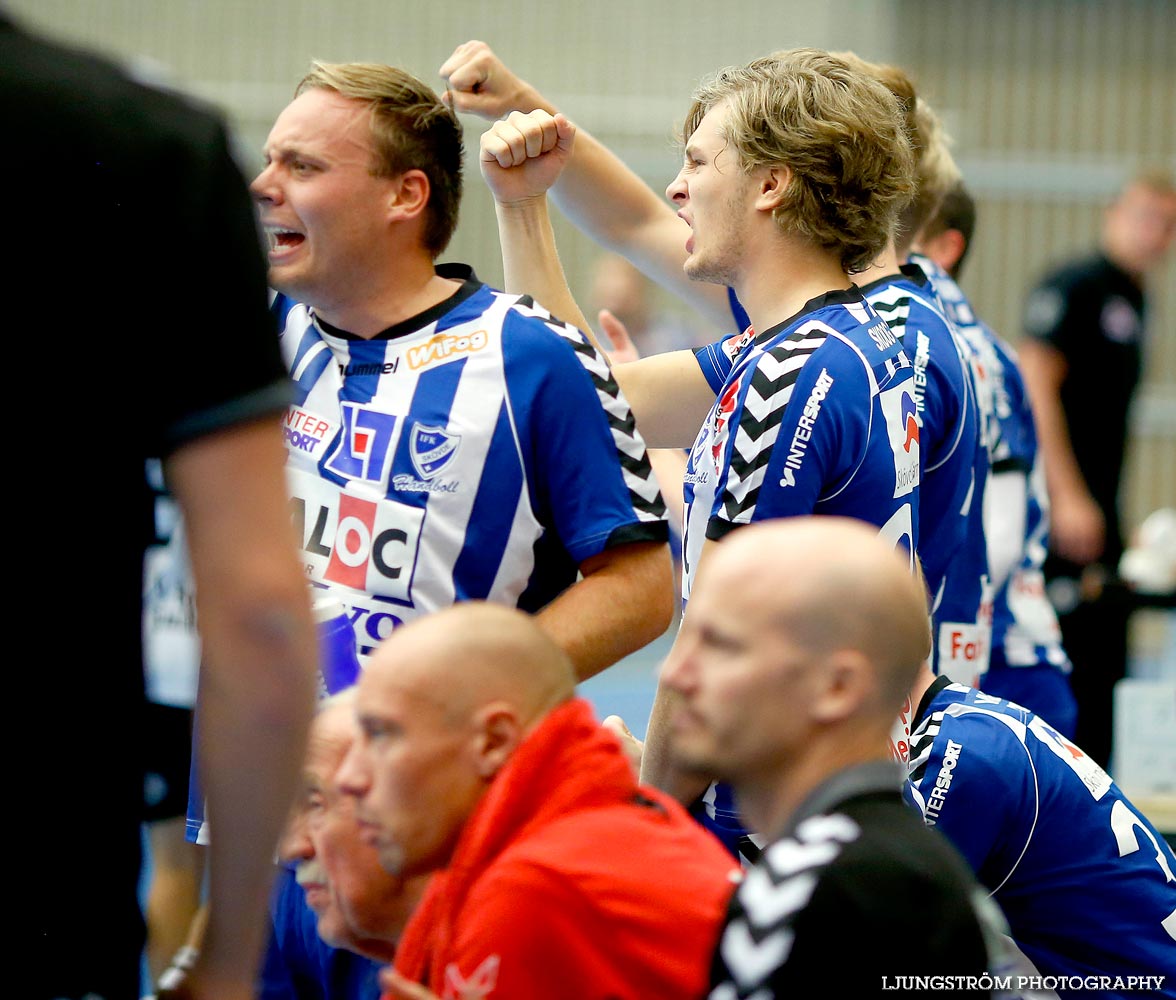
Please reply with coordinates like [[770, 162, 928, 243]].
[[252, 61, 673, 678]]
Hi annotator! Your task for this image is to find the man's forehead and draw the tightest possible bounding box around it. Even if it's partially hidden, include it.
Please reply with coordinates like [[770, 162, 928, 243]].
[[688, 104, 730, 148], [265, 88, 372, 155], [356, 663, 452, 722], [305, 726, 351, 782]]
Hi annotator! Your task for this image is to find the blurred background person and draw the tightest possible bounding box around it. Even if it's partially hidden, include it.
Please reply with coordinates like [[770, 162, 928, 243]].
[[588, 252, 702, 355], [3, 13, 318, 1000], [266, 693, 424, 1000], [1020, 170, 1176, 767]]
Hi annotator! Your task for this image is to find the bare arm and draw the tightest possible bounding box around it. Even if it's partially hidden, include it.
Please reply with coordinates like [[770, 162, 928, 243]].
[[639, 676, 712, 803], [442, 40, 734, 328], [481, 111, 717, 449], [639, 539, 719, 802], [536, 541, 674, 681], [165, 418, 317, 999], [1017, 339, 1105, 564]]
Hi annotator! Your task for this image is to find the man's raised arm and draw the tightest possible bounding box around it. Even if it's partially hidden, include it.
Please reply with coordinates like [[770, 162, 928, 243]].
[[441, 40, 734, 329], [479, 108, 716, 449]]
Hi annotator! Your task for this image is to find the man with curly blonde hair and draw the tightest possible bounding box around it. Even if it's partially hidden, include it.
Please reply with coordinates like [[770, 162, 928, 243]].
[[466, 46, 923, 861]]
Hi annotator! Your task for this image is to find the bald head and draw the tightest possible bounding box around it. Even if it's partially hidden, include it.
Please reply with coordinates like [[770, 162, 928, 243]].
[[365, 602, 577, 730], [711, 518, 930, 709], [338, 603, 577, 877], [661, 518, 930, 818]]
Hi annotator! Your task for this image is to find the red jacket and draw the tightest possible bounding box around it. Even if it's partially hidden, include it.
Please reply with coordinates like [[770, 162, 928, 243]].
[[392, 698, 738, 999]]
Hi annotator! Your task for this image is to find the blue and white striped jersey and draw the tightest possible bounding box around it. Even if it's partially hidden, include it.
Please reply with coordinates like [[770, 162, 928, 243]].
[[912, 255, 1071, 720], [277, 264, 668, 655], [689, 287, 919, 599], [908, 678, 1176, 997]]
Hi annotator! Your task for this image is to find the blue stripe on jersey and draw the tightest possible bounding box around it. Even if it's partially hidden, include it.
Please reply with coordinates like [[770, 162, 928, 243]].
[[434, 284, 496, 335], [288, 325, 333, 405], [271, 293, 298, 332], [337, 340, 391, 404], [727, 286, 750, 333], [452, 399, 525, 602], [694, 341, 730, 395], [386, 358, 465, 503]]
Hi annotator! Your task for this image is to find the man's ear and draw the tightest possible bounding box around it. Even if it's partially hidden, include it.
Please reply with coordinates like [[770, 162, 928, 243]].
[[919, 227, 967, 274], [386, 168, 431, 225], [756, 165, 792, 213], [810, 649, 873, 725], [470, 702, 523, 779]]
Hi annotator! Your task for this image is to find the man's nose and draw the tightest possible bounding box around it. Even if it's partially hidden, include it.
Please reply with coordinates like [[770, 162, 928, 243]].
[[250, 162, 281, 203], [335, 740, 369, 799], [278, 811, 314, 864]]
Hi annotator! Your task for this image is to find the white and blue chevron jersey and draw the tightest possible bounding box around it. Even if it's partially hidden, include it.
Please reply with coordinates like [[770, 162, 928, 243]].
[[688, 286, 921, 603], [911, 254, 1070, 682], [710, 273, 990, 684], [276, 264, 668, 656], [858, 264, 992, 685], [907, 678, 1176, 998]]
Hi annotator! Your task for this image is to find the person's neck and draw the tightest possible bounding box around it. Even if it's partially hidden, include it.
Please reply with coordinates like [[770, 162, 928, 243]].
[[908, 663, 936, 717], [736, 727, 892, 839], [1100, 241, 1147, 285], [349, 934, 398, 964], [733, 238, 850, 336], [316, 254, 461, 339], [850, 240, 903, 286]]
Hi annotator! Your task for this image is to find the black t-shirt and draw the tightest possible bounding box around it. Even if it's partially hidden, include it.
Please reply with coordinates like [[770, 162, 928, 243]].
[[708, 762, 994, 998], [1022, 253, 1145, 542], [3, 16, 290, 996]]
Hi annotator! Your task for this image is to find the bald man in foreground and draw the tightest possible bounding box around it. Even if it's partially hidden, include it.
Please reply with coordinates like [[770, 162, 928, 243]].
[[663, 519, 997, 996], [336, 603, 739, 1000]]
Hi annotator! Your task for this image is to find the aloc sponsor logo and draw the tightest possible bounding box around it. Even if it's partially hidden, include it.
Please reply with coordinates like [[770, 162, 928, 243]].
[[291, 493, 423, 604], [407, 329, 489, 371]]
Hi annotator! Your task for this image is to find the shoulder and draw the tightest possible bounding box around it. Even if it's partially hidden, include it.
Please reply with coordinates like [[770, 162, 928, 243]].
[[494, 293, 600, 365], [480, 799, 735, 911], [797, 798, 986, 955], [1034, 253, 1103, 294], [910, 690, 1035, 800]]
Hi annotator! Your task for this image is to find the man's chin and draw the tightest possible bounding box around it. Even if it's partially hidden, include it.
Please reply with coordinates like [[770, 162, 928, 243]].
[[315, 916, 353, 951], [683, 257, 729, 288], [669, 746, 720, 779]]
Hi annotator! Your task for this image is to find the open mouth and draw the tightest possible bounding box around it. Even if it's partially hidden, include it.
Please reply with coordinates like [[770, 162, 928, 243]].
[[265, 225, 305, 255]]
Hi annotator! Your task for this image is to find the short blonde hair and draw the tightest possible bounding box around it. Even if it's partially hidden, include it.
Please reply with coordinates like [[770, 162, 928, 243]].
[[684, 49, 916, 273], [297, 61, 463, 256]]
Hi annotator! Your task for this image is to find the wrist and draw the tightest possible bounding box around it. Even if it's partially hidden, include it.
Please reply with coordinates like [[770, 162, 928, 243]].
[[494, 193, 551, 219]]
